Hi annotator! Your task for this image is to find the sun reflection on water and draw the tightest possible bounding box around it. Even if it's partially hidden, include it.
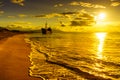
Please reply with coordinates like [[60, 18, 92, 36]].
[[96, 32, 107, 59], [93, 32, 107, 74]]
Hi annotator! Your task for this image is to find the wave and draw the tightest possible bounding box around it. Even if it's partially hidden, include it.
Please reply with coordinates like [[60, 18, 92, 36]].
[[25, 33, 120, 80]]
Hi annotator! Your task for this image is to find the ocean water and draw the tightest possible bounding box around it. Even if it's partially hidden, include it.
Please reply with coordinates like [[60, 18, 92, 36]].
[[25, 32, 120, 80]]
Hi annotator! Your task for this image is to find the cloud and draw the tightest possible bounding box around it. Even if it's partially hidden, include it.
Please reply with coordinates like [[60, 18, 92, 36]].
[[10, 0, 25, 6], [34, 14, 46, 18], [0, 10, 4, 15], [69, 1, 106, 8], [60, 12, 78, 15], [70, 13, 96, 26], [34, 12, 77, 18], [33, 12, 78, 20], [7, 21, 33, 30], [8, 16, 15, 18], [18, 14, 27, 18], [111, 0, 118, 1], [59, 10, 96, 26], [111, 1, 120, 6], [59, 12, 78, 18], [0, 2, 4, 7], [110, 0, 120, 6], [0, 10, 4, 14], [54, 4, 63, 7], [12, 21, 32, 25], [7, 14, 27, 18], [34, 13, 62, 18], [33, 10, 96, 26]]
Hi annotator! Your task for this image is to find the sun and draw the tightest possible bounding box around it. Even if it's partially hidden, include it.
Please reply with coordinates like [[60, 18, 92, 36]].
[[95, 12, 107, 25], [97, 12, 106, 20]]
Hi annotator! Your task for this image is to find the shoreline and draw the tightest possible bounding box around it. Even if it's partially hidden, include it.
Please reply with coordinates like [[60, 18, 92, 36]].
[[0, 33, 42, 80]]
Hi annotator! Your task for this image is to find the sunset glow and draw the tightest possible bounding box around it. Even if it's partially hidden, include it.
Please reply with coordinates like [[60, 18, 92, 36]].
[[0, 0, 120, 32], [98, 13, 106, 20]]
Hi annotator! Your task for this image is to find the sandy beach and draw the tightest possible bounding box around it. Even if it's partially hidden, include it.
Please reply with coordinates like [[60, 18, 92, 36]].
[[0, 32, 42, 80]]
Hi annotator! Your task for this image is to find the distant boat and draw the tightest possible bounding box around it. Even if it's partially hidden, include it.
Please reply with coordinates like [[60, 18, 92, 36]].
[[41, 22, 52, 34]]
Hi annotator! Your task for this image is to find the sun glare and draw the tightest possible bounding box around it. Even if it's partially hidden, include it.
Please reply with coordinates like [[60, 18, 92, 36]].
[[96, 32, 107, 59], [98, 12, 106, 20], [95, 12, 107, 25]]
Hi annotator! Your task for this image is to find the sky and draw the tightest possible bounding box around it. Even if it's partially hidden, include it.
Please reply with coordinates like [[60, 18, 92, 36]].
[[0, 0, 120, 32]]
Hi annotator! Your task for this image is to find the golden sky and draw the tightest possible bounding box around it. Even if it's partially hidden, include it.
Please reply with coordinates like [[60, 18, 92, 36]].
[[0, 0, 120, 32]]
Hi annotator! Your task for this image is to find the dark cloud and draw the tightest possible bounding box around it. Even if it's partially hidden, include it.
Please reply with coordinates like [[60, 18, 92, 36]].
[[69, 1, 106, 8], [0, 2, 4, 15], [34, 14, 47, 18], [70, 21, 87, 26], [33, 12, 78, 18], [0, 2, 4, 7], [70, 13, 96, 26], [70, 20, 95, 26], [59, 12, 78, 18], [10, 0, 25, 6], [60, 12, 78, 15]]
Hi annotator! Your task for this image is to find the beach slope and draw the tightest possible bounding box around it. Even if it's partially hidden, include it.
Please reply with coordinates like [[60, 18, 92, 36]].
[[0, 33, 41, 80]]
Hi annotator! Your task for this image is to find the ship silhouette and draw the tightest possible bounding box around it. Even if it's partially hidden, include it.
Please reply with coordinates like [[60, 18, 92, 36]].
[[41, 22, 52, 34]]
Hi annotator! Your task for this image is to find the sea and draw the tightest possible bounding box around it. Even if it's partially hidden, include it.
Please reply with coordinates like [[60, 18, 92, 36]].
[[25, 32, 120, 80]]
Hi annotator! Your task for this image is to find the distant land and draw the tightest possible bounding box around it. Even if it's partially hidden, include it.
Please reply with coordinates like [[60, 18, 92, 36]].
[[0, 26, 64, 34]]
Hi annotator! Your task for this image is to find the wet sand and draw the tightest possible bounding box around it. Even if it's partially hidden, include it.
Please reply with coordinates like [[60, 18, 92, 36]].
[[0, 32, 42, 80]]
